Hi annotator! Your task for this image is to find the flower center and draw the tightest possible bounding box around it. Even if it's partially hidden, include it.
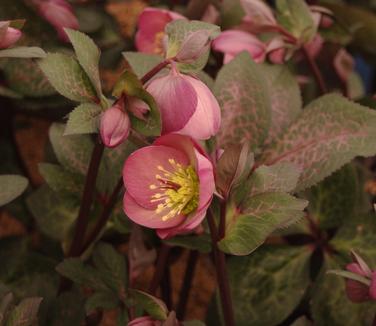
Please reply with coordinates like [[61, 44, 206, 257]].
[[149, 159, 199, 221]]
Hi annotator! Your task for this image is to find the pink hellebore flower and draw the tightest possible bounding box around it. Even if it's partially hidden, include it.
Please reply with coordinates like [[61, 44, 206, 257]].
[[0, 22, 22, 49], [36, 0, 79, 41], [212, 30, 266, 64], [266, 37, 287, 64], [133, 65, 221, 140], [135, 7, 186, 55], [128, 316, 161, 326], [123, 134, 215, 239], [345, 251, 376, 303], [100, 101, 130, 148]]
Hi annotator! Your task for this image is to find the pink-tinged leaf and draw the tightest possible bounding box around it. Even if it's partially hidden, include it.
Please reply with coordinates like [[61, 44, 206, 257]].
[[261, 63, 302, 146], [259, 94, 376, 191], [214, 52, 271, 149]]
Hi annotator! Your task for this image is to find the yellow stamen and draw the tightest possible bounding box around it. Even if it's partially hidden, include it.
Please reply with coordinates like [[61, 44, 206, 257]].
[[149, 159, 199, 221]]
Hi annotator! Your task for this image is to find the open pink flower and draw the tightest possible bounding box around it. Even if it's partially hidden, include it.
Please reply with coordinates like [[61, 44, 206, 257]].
[[131, 65, 220, 140], [135, 7, 186, 54], [212, 30, 266, 64], [0, 22, 22, 49], [128, 316, 161, 326], [123, 134, 215, 239], [34, 0, 79, 41], [100, 100, 130, 148]]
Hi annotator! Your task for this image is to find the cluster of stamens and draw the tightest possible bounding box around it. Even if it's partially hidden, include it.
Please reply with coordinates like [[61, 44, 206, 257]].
[[149, 159, 199, 221]]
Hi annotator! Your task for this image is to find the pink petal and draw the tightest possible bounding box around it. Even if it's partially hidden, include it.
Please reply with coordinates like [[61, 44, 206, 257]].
[[345, 279, 370, 303], [347, 263, 368, 277], [369, 272, 376, 300], [176, 75, 221, 139], [123, 145, 189, 209], [195, 149, 215, 209], [146, 72, 197, 134], [212, 30, 266, 64], [124, 192, 184, 229], [240, 0, 276, 26]]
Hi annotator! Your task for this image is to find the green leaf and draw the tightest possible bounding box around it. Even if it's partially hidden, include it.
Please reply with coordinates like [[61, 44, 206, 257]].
[[165, 20, 220, 72], [49, 123, 93, 175], [65, 103, 102, 135], [92, 243, 127, 295], [38, 163, 84, 197], [276, 0, 316, 43], [5, 297, 42, 326], [311, 256, 374, 326], [56, 258, 108, 291], [248, 162, 302, 197], [129, 290, 168, 321], [38, 53, 98, 103], [0, 47, 46, 58], [2, 59, 55, 97], [0, 175, 28, 206], [85, 291, 119, 314], [331, 214, 376, 267], [228, 246, 311, 326], [27, 185, 77, 241], [260, 94, 376, 191], [165, 234, 211, 253], [307, 164, 363, 229], [122, 52, 164, 79], [65, 29, 102, 97], [214, 52, 271, 149], [261, 64, 302, 146], [219, 193, 308, 255]]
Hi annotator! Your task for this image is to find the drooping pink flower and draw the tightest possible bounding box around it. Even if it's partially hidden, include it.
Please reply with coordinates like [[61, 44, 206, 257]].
[[310, 5, 334, 29], [33, 0, 79, 41], [100, 100, 130, 148], [128, 316, 161, 326], [344, 251, 376, 303], [266, 37, 287, 64], [0, 22, 22, 49], [123, 134, 215, 239], [304, 34, 324, 59], [212, 30, 266, 64], [135, 7, 186, 55], [132, 65, 220, 140]]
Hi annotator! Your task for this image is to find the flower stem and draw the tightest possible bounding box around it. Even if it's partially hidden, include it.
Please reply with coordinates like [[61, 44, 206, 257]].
[[302, 45, 328, 95], [176, 250, 199, 320], [207, 210, 235, 326], [141, 60, 170, 84], [148, 244, 171, 295], [80, 177, 124, 254], [68, 139, 104, 257]]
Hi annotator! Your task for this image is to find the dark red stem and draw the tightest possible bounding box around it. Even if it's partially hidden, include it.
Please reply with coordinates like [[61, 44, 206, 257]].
[[176, 250, 199, 320], [68, 139, 104, 257], [302, 45, 328, 95], [148, 244, 171, 295], [141, 60, 170, 84], [207, 210, 235, 326]]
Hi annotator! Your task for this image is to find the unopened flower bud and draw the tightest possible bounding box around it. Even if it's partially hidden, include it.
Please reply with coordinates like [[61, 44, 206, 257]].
[[266, 38, 286, 64], [100, 102, 130, 148], [0, 23, 22, 49]]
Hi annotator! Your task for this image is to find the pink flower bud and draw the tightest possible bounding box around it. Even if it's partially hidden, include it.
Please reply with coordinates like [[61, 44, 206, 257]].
[[175, 29, 211, 63], [100, 102, 130, 148], [310, 5, 334, 29], [304, 34, 324, 59], [35, 0, 79, 41], [133, 65, 221, 140], [345, 262, 371, 303], [201, 4, 220, 24], [135, 8, 186, 55], [212, 30, 266, 64], [0, 24, 22, 49]]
